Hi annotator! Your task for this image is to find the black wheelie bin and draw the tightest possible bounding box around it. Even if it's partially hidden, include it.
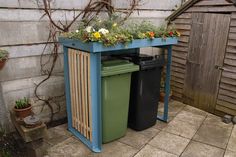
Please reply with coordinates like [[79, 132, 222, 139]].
[[127, 54, 164, 131]]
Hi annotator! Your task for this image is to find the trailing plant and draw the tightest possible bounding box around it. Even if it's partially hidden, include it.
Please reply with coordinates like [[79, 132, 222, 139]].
[[15, 97, 30, 109], [34, 0, 142, 124], [0, 49, 9, 61]]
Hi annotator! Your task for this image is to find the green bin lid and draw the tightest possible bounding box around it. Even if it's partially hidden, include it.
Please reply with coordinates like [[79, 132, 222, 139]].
[[102, 60, 139, 77]]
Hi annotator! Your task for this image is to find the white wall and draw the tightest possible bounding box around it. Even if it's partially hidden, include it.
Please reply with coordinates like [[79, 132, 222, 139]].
[[0, 0, 181, 130]]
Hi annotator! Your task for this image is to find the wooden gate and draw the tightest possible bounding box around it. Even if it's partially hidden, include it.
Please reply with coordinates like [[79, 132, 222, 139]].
[[183, 13, 231, 113]]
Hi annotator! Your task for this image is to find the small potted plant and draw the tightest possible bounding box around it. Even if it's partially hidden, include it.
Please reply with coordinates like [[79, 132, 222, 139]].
[[0, 49, 9, 70], [13, 97, 32, 119]]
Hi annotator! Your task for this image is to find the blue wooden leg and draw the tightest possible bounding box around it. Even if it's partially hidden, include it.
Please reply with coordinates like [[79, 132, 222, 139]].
[[157, 46, 172, 122], [63, 47, 73, 130], [90, 52, 102, 152]]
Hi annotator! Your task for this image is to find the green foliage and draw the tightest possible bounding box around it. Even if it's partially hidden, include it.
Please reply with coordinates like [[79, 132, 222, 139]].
[[0, 149, 11, 157], [62, 14, 180, 47], [15, 97, 30, 109], [0, 125, 5, 139], [0, 49, 9, 61]]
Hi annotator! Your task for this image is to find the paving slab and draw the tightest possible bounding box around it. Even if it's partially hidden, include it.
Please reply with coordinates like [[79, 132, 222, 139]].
[[174, 110, 206, 127], [53, 123, 73, 137], [153, 119, 170, 130], [193, 124, 232, 149], [183, 105, 208, 117], [118, 128, 153, 149], [47, 136, 91, 157], [163, 118, 199, 139], [181, 141, 224, 157], [149, 131, 190, 156], [224, 150, 236, 157], [44, 127, 71, 146], [227, 126, 236, 152], [137, 127, 161, 139], [204, 114, 233, 129], [87, 141, 138, 157], [158, 101, 186, 117], [134, 144, 178, 157]]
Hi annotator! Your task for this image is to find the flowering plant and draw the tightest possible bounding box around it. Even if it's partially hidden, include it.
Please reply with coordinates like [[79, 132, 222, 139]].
[[62, 15, 180, 46]]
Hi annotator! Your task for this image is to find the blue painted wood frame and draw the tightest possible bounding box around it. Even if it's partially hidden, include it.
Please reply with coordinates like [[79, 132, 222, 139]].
[[157, 46, 172, 122], [59, 37, 177, 53], [60, 37, 177, 152], [63, 46, 102, 152], [90, 52, 102, 152]]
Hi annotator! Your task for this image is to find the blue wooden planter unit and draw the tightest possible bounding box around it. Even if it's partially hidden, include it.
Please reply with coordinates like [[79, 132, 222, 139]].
[[59, 37, 178, 152]]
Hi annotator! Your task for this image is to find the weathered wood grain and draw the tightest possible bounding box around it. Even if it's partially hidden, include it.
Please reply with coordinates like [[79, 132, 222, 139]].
[[230, 27, 236, 33], [172, 50, 188, 59], [220, 82, 236, 93], [227, 40, 236, 47], [217, 99, 236, 110], [173, 18, 191, 24], [222, 71, 236, 80], [224, 58, 236, 66], [218, 94, 236, 106], [175, 24, 191, 30], [178, 13, 192, 19], [172, 45, 188, 52], [184, 13, 230, 113], [195, 0, 232, 6], [215, 105, 236, 115], [221, 77, 236, 86], [172, 57, 187, 65], [187, 6, 236, 12]]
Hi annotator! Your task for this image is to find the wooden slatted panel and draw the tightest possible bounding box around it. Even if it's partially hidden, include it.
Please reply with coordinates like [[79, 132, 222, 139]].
[[230, 27, 236, 33], [68, 49, 92, 141], [195, 0, 233, 6], [170, 14, 191, 102], [173, 18, 191, 24], [187, 6, 236, 12], [221, 77, 236, 86]]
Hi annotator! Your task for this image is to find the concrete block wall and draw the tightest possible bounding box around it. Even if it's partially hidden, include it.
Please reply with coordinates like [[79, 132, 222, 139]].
[[0, 0, 181, 130]]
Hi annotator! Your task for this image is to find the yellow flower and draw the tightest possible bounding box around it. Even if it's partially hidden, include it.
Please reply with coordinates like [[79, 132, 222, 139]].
[[93, 32, 101, 39], [112, 23, 117, 27], [177, 31, 181, 37]]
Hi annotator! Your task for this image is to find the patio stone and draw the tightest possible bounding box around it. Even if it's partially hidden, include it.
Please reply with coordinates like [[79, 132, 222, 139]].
[[204, 114, 233, 129], [137, 127, 161, 139], [53, 123, 73, 137], [183, 105, 208, 117], [174, 110, 205, 127], [227, 126, 236, 152], [118, 128, 152, 149], [181, 141, 224, 157], [153, 119, 170, 130], [47, 136, 91, 157], [44, 127, 71, 146], [158, 101, 186, 117], [87, 141, 138, 157], [224, 150, 236, 157], [134, 145, 177, 157], [193, 124, 232, 149], [149, 131, 190, 155], [163, 118, 199, 139]]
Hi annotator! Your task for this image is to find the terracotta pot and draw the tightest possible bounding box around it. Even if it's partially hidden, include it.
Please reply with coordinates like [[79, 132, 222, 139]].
[[159, 91, 172, 102], [0, 59, 7, 70], [13, 104, 32, 119]]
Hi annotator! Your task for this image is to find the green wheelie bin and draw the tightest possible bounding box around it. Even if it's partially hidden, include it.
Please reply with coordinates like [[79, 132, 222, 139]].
[[101, 59, 139, 143]]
